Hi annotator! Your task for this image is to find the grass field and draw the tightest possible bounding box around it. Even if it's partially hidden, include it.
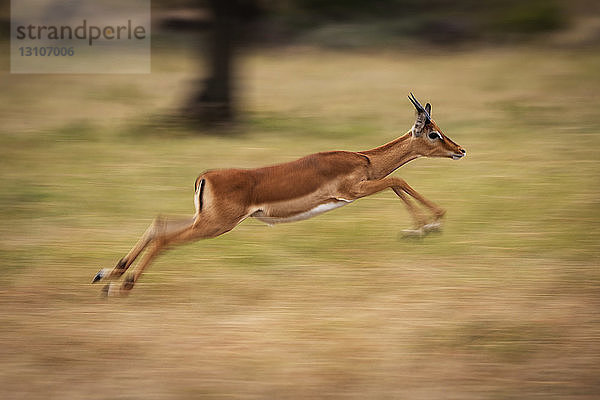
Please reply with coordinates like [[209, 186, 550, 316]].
[[1, 42, 599, 399]]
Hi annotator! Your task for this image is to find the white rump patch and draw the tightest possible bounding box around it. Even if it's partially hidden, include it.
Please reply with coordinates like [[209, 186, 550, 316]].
[[253, 199, 353, 225], [193, 185, 201, 217]]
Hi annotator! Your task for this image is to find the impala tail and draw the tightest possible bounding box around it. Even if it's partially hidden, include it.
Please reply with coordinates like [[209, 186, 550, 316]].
[[194, 176, 206, 216]]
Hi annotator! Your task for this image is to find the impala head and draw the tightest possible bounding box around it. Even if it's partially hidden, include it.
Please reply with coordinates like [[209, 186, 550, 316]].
[[408, 93, 466, 160]]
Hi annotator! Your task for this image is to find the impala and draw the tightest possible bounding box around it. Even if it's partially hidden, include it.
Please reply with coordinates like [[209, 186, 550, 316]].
[[93, 93, 466, 296]]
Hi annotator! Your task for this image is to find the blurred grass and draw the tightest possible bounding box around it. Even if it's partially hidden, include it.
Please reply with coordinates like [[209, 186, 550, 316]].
[[0, 43, 599, 399]]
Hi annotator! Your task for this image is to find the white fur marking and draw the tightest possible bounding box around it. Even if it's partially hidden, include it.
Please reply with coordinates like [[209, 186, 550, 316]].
[[253, 199, 352, 225], [193, 185, 201, 217]]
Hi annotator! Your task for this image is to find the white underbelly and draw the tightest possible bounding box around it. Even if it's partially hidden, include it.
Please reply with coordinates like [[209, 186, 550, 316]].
[[252, 199, 352, 225]]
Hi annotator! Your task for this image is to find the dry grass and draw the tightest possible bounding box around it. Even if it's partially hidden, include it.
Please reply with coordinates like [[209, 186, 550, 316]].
[[0, 42, 599, 399]]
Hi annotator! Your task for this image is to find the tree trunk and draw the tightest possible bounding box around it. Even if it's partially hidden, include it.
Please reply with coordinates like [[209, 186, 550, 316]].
[[184, 0, 237, 124]]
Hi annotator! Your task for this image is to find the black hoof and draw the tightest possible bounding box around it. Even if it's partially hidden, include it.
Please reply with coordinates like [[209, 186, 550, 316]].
[[92, 269, 106, 283]]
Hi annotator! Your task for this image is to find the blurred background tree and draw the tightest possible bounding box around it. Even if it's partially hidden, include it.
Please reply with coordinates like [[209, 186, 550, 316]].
[[180, 0, 264, 125]]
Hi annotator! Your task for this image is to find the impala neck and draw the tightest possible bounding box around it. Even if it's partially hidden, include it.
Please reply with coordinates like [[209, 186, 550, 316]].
[[359, 131, 420, 179]]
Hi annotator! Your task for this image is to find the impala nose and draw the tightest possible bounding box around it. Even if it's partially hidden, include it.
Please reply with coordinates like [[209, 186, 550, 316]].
[[452, 148, 466, 160]]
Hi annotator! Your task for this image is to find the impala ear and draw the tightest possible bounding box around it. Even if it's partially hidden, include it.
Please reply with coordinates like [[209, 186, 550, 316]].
[[425, 103, 431, 115], [412, 112, 428, 137]]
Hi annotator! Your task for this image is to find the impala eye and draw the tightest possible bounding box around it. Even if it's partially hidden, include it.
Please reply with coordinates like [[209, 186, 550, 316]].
[[428, 132, 441, 140]]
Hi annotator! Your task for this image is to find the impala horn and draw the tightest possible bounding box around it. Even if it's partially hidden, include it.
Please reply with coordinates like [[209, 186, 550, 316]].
[[408, 92, 431, 123]]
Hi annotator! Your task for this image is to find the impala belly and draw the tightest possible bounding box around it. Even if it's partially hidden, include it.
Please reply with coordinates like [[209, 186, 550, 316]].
[[252, 198, 352, 225]]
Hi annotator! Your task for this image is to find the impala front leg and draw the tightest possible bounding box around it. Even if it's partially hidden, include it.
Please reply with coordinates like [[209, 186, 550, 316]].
[[391, 188, 427, 229], [349, 177, 446, 235], [398, 180, 446, 227], [398, 182, 446, 236]]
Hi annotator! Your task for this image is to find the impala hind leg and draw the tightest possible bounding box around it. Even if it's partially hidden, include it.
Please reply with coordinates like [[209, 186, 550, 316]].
[[92, 216, 194, 285], [92, 224, 154, 283], [106, 214, 244, 297], [104, 242, 164, 297]]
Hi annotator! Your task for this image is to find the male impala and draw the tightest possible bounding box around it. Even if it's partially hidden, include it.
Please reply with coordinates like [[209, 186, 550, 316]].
[[93, 94, 465, 296]]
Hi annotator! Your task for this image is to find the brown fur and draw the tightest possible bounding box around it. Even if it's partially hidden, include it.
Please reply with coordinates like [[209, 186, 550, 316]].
[[97, 103, 465, 296]]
